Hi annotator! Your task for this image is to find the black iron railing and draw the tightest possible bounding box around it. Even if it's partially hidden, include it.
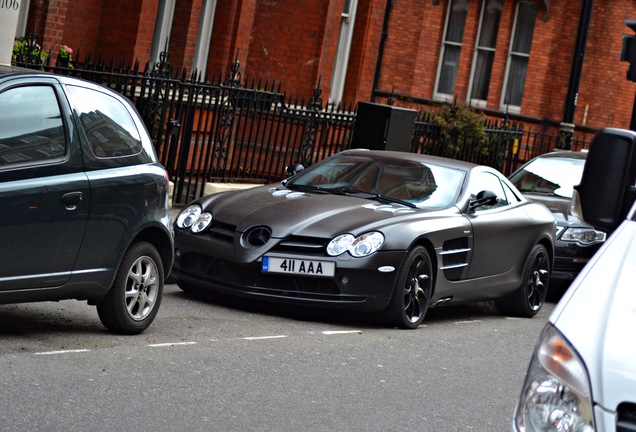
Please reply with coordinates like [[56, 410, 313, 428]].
[[14, 42, 591, 205]]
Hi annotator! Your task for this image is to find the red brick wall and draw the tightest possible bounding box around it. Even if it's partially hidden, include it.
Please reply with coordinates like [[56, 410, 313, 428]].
[[245, 0, 333, 96], [24, 0, 636, 132], [208, 0, 257, 80]]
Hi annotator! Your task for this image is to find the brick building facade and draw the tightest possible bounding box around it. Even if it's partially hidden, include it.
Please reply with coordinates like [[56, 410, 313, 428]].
[[17, 0, 636, 134]]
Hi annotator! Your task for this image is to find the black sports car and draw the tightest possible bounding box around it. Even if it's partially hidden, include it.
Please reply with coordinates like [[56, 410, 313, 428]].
[[172, 150, 556, 329], [509, 151, 606, 283]]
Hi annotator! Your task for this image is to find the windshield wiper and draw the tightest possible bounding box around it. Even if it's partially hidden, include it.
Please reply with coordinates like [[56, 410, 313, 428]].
[[286, 183, 330, 194], [335, 188, 416, 208], [373, 193, 417, 208]]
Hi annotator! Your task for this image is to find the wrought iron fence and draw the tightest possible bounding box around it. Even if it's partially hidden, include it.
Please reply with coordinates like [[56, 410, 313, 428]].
[[14, 40, 591, 205]]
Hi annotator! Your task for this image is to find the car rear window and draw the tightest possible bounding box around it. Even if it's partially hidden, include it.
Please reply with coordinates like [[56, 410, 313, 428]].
[[0, 85, 66, 167], [65, 85, 142, 158]]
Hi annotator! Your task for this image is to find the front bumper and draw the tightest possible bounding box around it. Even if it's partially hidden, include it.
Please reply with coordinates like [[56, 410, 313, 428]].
[[172, 231, 407, 311], [551, 240, 604, 280]]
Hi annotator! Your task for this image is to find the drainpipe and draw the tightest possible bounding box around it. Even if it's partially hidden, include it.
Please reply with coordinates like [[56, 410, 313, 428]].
[[557, 0, 594, 150], [371, 0, 392, 102]]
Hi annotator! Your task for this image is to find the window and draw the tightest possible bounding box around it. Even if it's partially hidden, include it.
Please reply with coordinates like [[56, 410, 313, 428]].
[[65, 86, 142, 158], [501, 1, 538, 112], [470, 172, 508, 211], [434, 0, 469, 101], [468, 0, 503, 107], [0, 86, 65, 167], [329, 0, 359, 104]]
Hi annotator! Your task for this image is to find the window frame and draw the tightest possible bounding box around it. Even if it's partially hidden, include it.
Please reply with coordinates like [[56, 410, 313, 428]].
[[499, 1, 538, 113], [329, 0, 359, 105], [467, 0, 503, 108], [433, 0, 469, 102]]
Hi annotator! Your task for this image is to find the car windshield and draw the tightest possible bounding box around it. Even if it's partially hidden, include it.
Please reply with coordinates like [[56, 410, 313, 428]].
[[509, 155, 585, 199], [286, 154, 465, 210]]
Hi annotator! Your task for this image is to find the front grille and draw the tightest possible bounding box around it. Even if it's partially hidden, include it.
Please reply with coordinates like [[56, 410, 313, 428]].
[[270, 235, 329, 255], [207, 220, 237, 244], [617, 402, 636, 432]]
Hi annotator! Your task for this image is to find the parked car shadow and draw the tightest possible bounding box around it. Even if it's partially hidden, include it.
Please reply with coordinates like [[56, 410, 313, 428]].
[[173, 287, 505, 329]]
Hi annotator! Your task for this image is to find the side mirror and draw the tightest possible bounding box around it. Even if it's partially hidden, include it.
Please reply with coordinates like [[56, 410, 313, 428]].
[[469, 190, 500, 211], [286, 163, 305, 176], [573, 128, 636, 232]]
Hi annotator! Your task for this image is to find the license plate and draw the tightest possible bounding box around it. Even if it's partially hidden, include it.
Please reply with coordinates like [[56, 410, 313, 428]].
[[262, 256, 335, 277]]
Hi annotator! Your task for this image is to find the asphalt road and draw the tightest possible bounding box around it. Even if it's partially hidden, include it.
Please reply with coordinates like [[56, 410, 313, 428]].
[[0, 283, 554, 432]]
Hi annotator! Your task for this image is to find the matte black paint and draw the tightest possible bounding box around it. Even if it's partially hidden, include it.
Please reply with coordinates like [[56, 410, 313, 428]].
[[172, 150, 556, 312]]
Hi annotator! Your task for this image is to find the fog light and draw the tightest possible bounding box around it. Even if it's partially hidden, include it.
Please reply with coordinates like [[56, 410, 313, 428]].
[[340, 276, 349, 285]]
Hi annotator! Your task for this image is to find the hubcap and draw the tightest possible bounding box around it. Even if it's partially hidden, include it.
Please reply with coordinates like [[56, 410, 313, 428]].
[[403, 256, 431, 324], [527, 252, 549, 311], [125, 256, 159, 321]]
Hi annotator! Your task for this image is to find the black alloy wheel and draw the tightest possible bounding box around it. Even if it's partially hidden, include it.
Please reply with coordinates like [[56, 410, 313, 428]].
[[385, 245, 433, 329], [497, 244, 550, 317]]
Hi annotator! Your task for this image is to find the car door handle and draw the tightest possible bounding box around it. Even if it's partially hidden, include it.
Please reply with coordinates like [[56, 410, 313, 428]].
[[62, 191, 83, 210]]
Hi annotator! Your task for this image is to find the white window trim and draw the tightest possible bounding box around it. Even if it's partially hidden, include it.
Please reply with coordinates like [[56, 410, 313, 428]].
[[329, 0, 358, 105], [150, 0, 176, 68], [433, 0, 465, 103], [193, 0, 218, 75], [467, 0, 499, 109], [499, 2, 534, 114]]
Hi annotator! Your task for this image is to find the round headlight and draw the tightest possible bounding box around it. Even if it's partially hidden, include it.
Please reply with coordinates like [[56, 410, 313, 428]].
[[327, 234, 355, 256], [176, 204, 202, 229], [191, 212, 213, 233], [349, 232, 384, 257]]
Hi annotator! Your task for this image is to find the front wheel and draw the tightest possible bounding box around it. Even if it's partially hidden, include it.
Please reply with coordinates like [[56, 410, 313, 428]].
[[497, 244, 550, 317], [384, 246, 433, 329], [97, 241, 164, 335]]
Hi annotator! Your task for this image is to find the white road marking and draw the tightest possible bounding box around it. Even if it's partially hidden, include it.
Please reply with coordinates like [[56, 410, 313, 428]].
[[322, 330, 362, 335], [148, 342, 198, 347], [243, 335, 288, 340], [35, 349, 90, 355]]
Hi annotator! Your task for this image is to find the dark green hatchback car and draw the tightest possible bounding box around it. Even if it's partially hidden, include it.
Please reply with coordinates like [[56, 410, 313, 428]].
[[0, 66, 173, 334]]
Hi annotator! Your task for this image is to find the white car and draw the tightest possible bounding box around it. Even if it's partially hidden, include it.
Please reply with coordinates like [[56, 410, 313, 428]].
[[512, 128, 636, 431], [512, 205, 636, 431]]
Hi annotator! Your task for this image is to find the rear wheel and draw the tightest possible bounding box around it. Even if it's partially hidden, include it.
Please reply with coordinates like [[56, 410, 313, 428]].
[[497, 244, 550, 317], [384, 246, 433, 329], [97, 241, 164, 335]]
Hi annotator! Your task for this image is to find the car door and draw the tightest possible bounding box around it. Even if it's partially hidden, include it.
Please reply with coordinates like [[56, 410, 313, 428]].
[[0, 78, 89, 290], [464, 170, 530, 279]]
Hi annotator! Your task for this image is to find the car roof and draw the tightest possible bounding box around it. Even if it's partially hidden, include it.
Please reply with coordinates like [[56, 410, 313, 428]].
[[0, 64, 48, 78], [532, 150, 588, 160], [340, 149, 481, 171]]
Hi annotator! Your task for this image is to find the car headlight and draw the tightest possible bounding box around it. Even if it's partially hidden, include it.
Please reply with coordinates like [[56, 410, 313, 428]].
[[191, 212, 213, 233], [559, 227, 606, 245], [327, 232, 384, 257], [176, 204, 213, 233], [176, 204, 202, 228], [514, 324, 594, 432]]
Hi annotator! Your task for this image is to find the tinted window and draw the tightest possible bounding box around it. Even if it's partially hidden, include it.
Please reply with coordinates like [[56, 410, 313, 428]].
[[470, 171, 508, 211], [0, 85, 65, 167], [66, 85, 142, 158], [288, 154, 465, 209], [509, 155, 585, 199]]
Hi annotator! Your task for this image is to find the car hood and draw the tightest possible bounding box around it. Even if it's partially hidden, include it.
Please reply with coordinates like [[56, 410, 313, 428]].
[[523, 193, 582, 227], [550, 219, 636, 411], [199, 184, 430, 238]]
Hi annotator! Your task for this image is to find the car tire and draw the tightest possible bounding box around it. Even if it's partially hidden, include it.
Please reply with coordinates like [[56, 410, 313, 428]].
[[496, 244, 550, 317], [384, 245, 433, 329], [97, 241, 164, 335]]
